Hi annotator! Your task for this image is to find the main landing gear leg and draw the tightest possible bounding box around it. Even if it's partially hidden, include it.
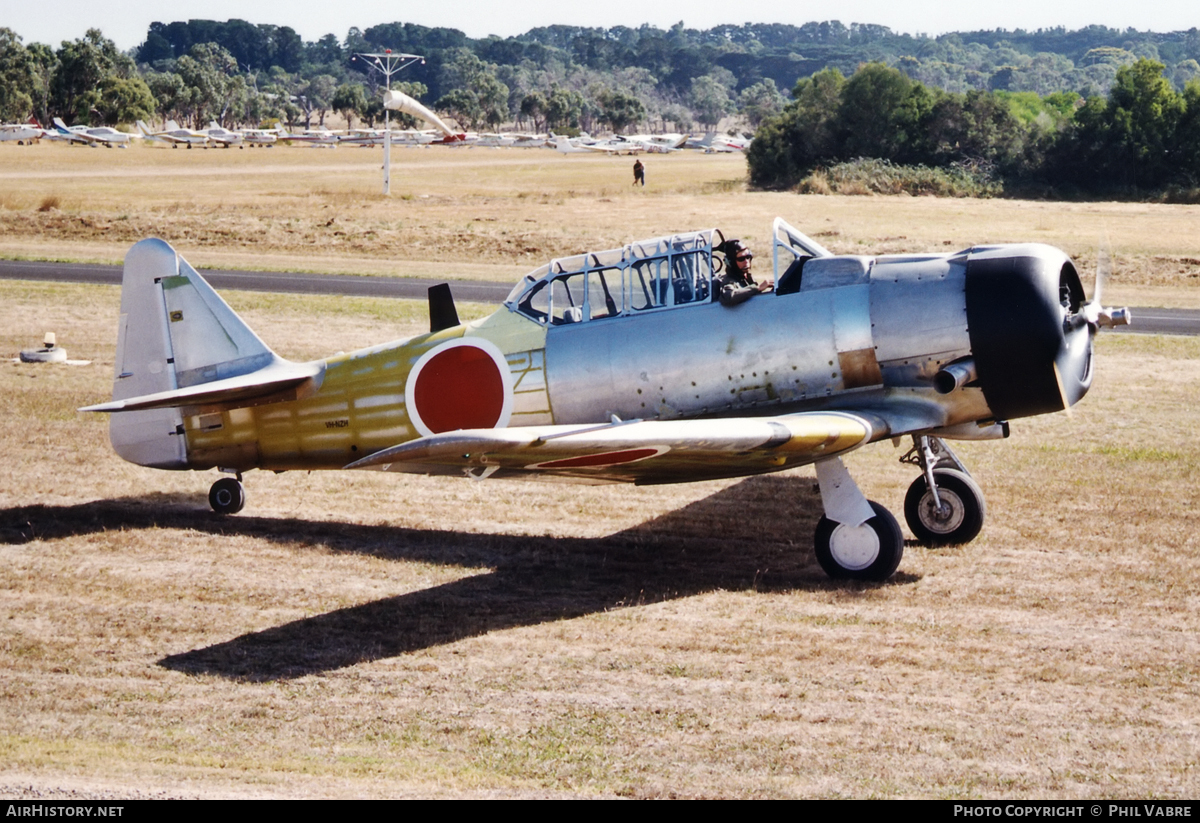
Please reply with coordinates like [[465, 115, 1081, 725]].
[[902, 436, 985, 546], [812, 457, 903, 581], [209, 471, 245, 515]]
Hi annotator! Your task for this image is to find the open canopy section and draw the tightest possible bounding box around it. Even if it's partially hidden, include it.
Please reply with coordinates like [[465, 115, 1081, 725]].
[[505, 228, 728, 326]]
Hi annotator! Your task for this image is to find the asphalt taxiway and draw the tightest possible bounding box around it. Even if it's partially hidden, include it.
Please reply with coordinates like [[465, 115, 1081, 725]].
[[1, 259, 1194, 335]]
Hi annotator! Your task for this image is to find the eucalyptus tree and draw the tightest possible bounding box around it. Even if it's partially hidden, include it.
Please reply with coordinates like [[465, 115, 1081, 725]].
[[51, 28, 140, 124], [144, 70, 190, 125], [739, 78, 785, 127], [175, 42, 242, 126], [0, 28, 37, 121], [690, 74, 734, 128], [439, 47, 509, 127], [332, 82, 368, 129], [594, 87, 645, 133], [519, 90, 546, 131], [299, 74, 338, 126], [1062, 59, 1186, 189], [747, 68, 844, 187], [544, 87, 584, 133]]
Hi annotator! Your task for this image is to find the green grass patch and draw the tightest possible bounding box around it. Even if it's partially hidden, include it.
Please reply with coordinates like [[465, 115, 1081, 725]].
[[799, 158, 1002, 198]]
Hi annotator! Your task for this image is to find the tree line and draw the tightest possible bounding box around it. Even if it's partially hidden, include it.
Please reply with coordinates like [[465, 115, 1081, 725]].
[[0, 20, 786, 134], [6, 18, 1200, 135], [747, 58, 1200, 196], [3, 18, 1200, 195]]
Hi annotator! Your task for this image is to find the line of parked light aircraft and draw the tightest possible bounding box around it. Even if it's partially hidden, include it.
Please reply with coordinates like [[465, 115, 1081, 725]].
[[1, 116, 749, 153]]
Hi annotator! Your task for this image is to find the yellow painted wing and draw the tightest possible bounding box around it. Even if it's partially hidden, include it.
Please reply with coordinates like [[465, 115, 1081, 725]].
[[345, 412, 881, 484]]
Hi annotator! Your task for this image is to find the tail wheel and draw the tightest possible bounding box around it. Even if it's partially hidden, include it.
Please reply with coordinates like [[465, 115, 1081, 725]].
[[209, 478, 245, 515], [904, 469, 985, 546], [814, 501, 903, 581]]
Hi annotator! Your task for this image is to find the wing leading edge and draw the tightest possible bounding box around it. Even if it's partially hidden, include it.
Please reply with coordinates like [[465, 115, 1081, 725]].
[[345, 411, 882, 484]]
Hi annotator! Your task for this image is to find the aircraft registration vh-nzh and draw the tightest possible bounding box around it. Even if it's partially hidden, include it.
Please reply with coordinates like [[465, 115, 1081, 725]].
[[81, 220, 1130, 581]]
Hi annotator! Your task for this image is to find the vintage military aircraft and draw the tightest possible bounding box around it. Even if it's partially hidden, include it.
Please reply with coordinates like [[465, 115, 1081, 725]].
[[81, 221, 1129, 580]]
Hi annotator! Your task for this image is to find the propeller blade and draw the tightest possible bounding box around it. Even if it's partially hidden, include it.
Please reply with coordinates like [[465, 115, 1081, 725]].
[[1052, 361, 1072, 416], [1080, 238, 1130, 330], [1092, 236, 1111, 307]]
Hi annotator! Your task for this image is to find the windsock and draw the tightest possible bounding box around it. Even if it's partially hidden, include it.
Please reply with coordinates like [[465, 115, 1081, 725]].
[[383, 89, 457, 137]]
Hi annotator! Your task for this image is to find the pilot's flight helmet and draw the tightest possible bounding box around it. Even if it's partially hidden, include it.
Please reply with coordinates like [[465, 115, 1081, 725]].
[[717, 238, 749, 263]]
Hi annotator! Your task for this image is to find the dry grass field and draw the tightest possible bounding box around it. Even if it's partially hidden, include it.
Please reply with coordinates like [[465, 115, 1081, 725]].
[[4, 141, 1200, 306], [1, 144, 1199, 798]]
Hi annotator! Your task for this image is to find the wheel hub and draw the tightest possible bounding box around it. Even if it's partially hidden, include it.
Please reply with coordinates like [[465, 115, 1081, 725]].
[[919, 489, 965, 533], [828, 523, 881, 570]]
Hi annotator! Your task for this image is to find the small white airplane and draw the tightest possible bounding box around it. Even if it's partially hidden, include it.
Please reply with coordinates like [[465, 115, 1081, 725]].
[[46, 120, 90, 145], [137, 120, 211, 148], [389, 129, 439, 146], [472, 132, 517, 147], [710, 134, 752, 152], [275, 126, 340, 147], [467, 132, 547, 148], [623, 133, 688, 152], [241, 127, 279, 147], [0, 118, 45, 144], [552, 134, 642, 155], [204, 122, 244, 148], [51, 118, 139, 147], [509, 133, 549, 149], [681, 132, 749, 152], [336, 128, 381, 148], [339, 128, 445, 148]]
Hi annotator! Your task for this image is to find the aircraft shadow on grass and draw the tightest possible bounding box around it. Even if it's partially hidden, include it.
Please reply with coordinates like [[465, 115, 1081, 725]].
[[1, 475, 917, 681]]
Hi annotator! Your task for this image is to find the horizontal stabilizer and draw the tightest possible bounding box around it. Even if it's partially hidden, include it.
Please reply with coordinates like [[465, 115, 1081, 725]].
[[80, 359, 323, 413], [346, 412, 879, 484]]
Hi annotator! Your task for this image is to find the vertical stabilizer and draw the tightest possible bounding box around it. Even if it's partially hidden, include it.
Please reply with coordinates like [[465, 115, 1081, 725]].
[[109, 238, 277, 468]]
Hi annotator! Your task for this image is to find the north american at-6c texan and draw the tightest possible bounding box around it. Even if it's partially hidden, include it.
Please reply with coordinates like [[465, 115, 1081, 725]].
[[82, 220, 1129, 580]]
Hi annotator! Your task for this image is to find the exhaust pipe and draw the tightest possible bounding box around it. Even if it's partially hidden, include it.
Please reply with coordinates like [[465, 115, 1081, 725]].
[[934, 358, 977, 394]]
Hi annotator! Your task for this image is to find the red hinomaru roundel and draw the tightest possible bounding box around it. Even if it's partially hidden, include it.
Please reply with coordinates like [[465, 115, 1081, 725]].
[[405, 339, 514, 436]]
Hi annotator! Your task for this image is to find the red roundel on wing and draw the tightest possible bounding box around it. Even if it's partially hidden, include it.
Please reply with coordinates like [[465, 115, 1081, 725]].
[[536, 448, 661, 469], [413, 345, 505, 433]]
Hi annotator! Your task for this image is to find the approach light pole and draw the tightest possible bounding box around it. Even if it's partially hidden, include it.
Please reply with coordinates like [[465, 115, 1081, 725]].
[[351, 50, 424, 195]]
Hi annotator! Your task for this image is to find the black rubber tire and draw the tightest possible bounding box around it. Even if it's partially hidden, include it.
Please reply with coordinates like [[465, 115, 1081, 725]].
[[209, 477, 245, 515], [904, 469, 985, 546], [814, 501, 904, 581]]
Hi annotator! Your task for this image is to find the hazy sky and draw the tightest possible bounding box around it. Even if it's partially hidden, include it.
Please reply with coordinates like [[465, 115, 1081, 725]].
[[7, 0, 1197, 50]]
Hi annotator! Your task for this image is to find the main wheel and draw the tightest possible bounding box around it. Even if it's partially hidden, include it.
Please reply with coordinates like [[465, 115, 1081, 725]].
[[209, 477, 245, 515], [904, 469, 985, 546], [814, 501, 904, 581]]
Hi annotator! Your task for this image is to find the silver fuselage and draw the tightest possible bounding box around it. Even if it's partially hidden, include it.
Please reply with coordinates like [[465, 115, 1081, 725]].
[[542, 252, 987, 435]]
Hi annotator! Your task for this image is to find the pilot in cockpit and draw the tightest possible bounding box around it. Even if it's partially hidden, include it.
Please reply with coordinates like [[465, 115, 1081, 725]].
[[715, 239, 774, 306]]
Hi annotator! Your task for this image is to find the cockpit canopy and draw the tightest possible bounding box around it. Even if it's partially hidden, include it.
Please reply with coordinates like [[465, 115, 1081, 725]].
[[503, 219, 836, 326], [505, 228, 725, 325]]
